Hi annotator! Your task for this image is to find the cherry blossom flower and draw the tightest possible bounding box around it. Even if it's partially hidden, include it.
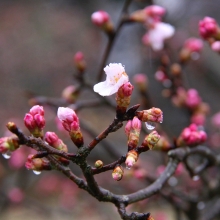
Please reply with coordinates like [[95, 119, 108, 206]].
[[142, 22, 175, 51], [93, 63, 129, 96]]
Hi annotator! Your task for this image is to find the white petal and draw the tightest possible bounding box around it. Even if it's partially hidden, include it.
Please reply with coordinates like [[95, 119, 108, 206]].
[[104, 63, 125, 76], [148, 22, 175, 51], [93, 81, 114, 96]]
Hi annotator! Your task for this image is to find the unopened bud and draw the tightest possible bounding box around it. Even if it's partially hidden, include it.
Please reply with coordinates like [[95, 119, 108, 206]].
[[91, 11, 114, 34], [177, 124, 207, 147], [24, 105, 45, 138], [133, 74, 148, 92], [125, 150, 139, 169], [136, 107, 163, 123], [199, 16, 218, 39], [170, 63, 181, 76], [95, 160, 103, 169], [73, 51, 86, 72], [211, 41, 220, 52], [62, 85, 79, 103], [185, 89, 201, 109], [57, 107, 84, 148], [116, 82, 134, 117], [124, 120, 132, 137], [0, 137, 19, 154], [141, 131, 160, 150], [127, 117, 142, 150], [25, 155, 51, 171], [112, 165, 124, 181], [45, 132, 68, 152]]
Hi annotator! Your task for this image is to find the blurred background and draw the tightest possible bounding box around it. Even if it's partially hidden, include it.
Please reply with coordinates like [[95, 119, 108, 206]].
[[0, 0, 220, 219]]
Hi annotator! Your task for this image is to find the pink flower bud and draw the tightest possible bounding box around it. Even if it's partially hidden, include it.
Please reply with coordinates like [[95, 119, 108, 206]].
[[184, 38, 203, 52], [185, 89, 201, 109], [133, 73, 148, 91], [177, 124, 207, 147], [45, 132, 59, 145], [8, 187, 24, 204], [142, 131, 160, 150], [144, 5, 166, 21], [211, 112, 220, 128], [136, 107, 163, 123], [116, 82, 133, 116], [24, 105, 45, 137], [155, 70, 166, 82], [91, 10, 110, 26], [73, 51, 86, 72], [112, 165, 124, 181], [199, 16, 218, 39], [30, 105, 44, 116], [132, 116, 142, 132], [126, 117, 142, 150], [125, 150, 139, 169], [57, 107, 83, 148], [57, 107, 79, 132], [45, 132, 68, 152], [125, 120, 132, 137], [0, 137, 19, 154], [25, 154, 51, 171], [211, 41, 220, 52], [191, 113, 206, 126]]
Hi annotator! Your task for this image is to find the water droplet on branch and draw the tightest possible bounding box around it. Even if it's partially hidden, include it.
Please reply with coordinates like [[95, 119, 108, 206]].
[[193, 175, 200, 181], [145, 122, 155, 130], [33, 170, 41, 175], [2, 151, 11, 159]]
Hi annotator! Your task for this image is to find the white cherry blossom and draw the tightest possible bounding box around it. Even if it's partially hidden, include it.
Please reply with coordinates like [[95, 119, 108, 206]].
[[93, 63, 129, 96], [143, 22, 175, 51]]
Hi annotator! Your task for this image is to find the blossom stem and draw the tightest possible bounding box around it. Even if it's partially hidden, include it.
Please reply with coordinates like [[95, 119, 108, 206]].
[[97, 0, 133, 82]]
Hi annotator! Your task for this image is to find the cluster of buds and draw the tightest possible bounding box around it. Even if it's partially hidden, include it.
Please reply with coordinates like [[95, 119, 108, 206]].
[[136, 107, 163, 124], [0, 136, 19, 155], [45, 132, 69, 165], [199, 17, 220, 53], [176, 124, 207, 147], [57, 107, 84, 148], [116, 82, 134, 117], [112, 165, 124, 181], [24, 105, 45, 138], [130, 5, 175, 51], [125, 116, 142, 151], [179, 38, 203, 63], [73, 51, 86, 73], [140, 131, 161, 151], [25, 154, 51, 172], [172, 88, 209, 126], [91, 10, 114, 34]]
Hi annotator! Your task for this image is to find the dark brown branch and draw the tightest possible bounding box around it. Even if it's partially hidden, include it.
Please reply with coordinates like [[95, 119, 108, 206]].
[[91, 155, 126, 175]]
